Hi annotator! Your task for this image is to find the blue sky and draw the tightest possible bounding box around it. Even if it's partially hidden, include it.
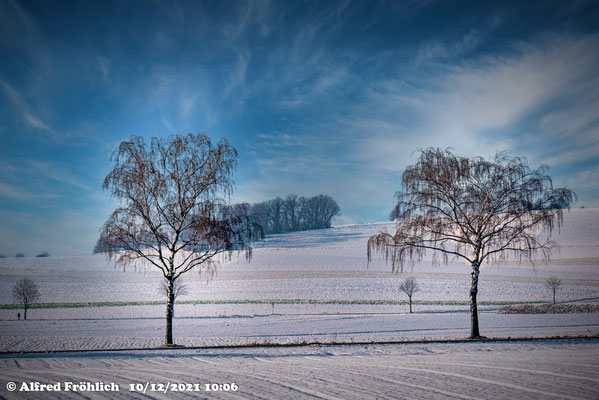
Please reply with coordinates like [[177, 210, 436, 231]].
[[1, 0, 598, 256]]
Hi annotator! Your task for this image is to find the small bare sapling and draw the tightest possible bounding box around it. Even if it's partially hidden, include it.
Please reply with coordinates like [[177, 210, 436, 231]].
[[545, 276, 562, 305], [399, 276, 420, 313]]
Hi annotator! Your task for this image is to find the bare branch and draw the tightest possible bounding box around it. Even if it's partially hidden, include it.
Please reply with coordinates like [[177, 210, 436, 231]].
[[12, 278, 41, 320], [399, 277, 420, 297], [368, 148, 575, 270], [367, 148, 575, 338], [98, 133, 264, 345]]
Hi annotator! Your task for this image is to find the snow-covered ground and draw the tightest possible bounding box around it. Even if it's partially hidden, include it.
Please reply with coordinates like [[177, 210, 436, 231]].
[[1, 312, 598, 352], [0, 209, 598, 399], [0, 208, 598, 352], [1, 209, 597, 306], [1, 339, 598, 399]]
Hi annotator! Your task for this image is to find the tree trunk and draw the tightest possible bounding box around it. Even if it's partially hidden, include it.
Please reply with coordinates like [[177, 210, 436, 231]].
[[553, 290, 556, 305], [409, 296, 413, 313], [24, 306, 28, 320], [469, 261, 480, 339], [165, 277, 175, 346]]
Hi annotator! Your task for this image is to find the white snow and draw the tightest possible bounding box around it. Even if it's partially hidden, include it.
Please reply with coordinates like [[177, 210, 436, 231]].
[[1, 209, 598, 399], [0, 208, 598, 352], [1, 340, 598, 399], [1, 312, 598, 352]]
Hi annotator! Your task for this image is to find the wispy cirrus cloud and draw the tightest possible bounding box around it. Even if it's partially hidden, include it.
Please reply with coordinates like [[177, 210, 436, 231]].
[[0, 79, 56, 137], [0, 159, 95, 202], [1, 0, 599, 255], [238, 30, 599, 223], [25, 160, 95, 193], [0, 182, 59, 201], [343, 33, 599, 172]]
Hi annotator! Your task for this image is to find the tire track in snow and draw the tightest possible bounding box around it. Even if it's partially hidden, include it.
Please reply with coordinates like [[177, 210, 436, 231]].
[[195, 353, 387, 399], [290, 356, 479, 400], [109, 356, 247, 400], [425, 361, 599, 384], [2, 341, 599, 399], [149, 354, 337, 400], [374, 364, 584, 399], [197, 359, 339, 399]]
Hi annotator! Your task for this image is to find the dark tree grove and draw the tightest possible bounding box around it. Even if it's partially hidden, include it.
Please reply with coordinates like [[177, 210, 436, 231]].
[[368, 148, 575, 339], [100, 133, 262, 346], [250, 193, 340, 234]]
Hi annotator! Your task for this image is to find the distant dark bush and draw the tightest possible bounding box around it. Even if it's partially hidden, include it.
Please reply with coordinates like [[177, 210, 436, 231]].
[[35, 251, 49, 258], [0, 254, 6, 258], [15, 253, 25, 258]]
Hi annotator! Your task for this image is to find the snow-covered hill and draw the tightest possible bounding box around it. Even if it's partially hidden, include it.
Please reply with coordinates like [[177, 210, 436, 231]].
[[1, 209, 598, 352], [0, 208, 597, 306]]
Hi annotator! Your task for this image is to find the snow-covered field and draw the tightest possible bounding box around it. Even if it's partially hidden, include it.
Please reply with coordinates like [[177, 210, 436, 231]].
[[1, 312, 599, 352], [1, 340, 598, 399], [0, 209, 598, 398], [1, 209, 598, 308], [0, 209, 598, 350]]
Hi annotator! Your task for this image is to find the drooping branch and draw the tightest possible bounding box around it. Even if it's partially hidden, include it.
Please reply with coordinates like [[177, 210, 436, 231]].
[[100, 133, 263, 278], [369, 148, 575, 339], [368, 148, 576, 271]]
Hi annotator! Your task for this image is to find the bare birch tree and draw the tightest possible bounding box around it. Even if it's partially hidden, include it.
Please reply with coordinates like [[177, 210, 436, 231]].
[[368, 148, 575, 339], [12, 278, 41, 320], [100, 133, 262, 346]]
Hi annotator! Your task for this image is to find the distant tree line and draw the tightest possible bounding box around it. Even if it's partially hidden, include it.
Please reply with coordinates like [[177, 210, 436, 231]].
[[249, 194, 340, 235], [93, 193, 340, 253], [93, 202, 262, 254]]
